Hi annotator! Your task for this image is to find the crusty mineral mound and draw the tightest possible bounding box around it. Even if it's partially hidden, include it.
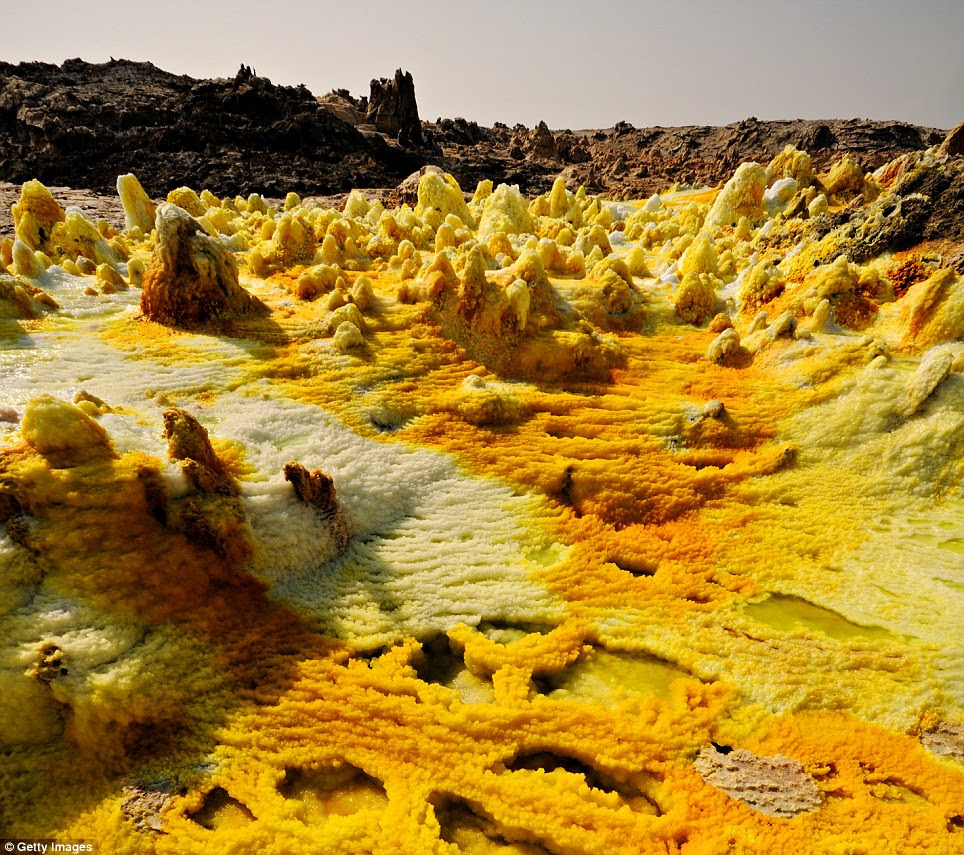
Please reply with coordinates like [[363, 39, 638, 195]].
[[141, 203, 267, 327], [163, 407, 237, 496], [429, 244, 624, 381], [283, 461, 337, 516]]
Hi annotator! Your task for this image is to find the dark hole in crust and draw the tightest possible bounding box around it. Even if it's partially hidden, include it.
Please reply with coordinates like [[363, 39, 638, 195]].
[[810, 762, 837, 780], [432, 794, 553, 853], [187, 787, 254, 829], [504, 750, 663, 815], [476, 619, 558, 642], [608, 557, 657, 577], [413, 634, 464, 685]]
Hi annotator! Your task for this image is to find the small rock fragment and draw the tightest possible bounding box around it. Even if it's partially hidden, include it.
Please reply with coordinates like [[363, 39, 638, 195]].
[[283, 461, 338, 520], [694, 745, 821, 818], [120, 781, 173, 833], [161, 408, 250, 564], [920, 721, 964, 764], [703, 400, 726, 419], [163, 407, 235, 494], [283, 461, 349, 548], [899, 348, 954, 418]]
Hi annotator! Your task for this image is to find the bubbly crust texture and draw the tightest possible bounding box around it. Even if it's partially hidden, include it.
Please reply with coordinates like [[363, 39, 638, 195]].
[[0, 147, 962, 855]]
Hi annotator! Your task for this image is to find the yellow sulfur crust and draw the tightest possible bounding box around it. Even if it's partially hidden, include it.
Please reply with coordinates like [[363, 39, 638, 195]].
[[0, 159, 961, 854]]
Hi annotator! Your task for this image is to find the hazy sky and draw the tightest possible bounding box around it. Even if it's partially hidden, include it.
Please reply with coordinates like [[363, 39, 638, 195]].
[[3, 0, 961, 129]]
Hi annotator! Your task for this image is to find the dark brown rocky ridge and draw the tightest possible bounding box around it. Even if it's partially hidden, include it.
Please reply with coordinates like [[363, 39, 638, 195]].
[[0, 58, 418, 198], [0, 58, 949, 204]]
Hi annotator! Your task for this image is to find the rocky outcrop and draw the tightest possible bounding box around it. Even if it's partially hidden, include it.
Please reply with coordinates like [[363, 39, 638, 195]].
[[318, 88, 369, 127], [528, 121, 558, 161], [938, 121, 964, 158], [427, 116, 943, 199], [367, 69, 420, 145], [763, 156, 964, 271], [0, 59, 418, 196]]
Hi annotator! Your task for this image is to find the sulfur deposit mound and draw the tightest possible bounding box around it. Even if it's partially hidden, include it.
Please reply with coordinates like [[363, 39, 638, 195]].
[[20, 395, 116, 466], [429, 244, 625, 380], [141, 203, 267, 326]]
